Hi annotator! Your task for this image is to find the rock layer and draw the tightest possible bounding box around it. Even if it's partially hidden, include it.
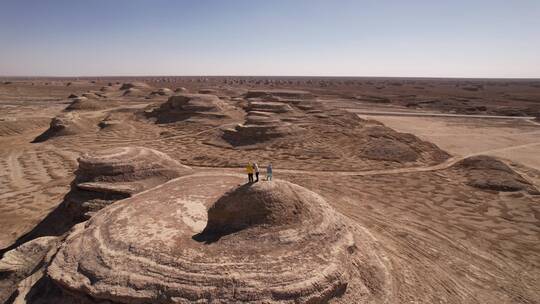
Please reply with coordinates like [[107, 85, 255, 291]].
[[223, 99, 302, 145], [76, 146, 190, 185], [456, 155, 537, 193], [245, 89, 313, 99], [48, 176, 361, 303], [65, 96, 111, 111], [69, 146, 192, 218], [151, 93, 234, 123], [0, 236, 59, 302], [360, 137, 419, 162]]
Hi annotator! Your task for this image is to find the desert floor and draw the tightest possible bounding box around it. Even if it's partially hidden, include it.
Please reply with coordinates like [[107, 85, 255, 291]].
[[0, 77, 539, 303]]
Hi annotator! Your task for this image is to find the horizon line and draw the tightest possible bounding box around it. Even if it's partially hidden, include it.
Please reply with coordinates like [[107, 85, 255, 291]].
[[1, 74, 539, 80]]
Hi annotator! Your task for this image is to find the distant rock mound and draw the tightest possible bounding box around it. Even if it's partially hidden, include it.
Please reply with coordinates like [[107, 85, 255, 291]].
[[223, 111, 299, 146], [32, 113, 94, 142], [99, 85, 116, 92], [198, 88, 218, 94], [122, 87, 143, 96], [97, 111, 138, 132], [48, 177, 367, 303], [221, 98, 303, 146], [360, 138, 419, 162], [247, 100, 293, 113], [149, 87, 173, 96], [81, 91, 105, 99], [354, 94, 391, 104], [119, 82, 150, 90], [359, 125, 449, 164], [150, 93, 235, 123], [245, 89, 313, 99], [455, 156, 537, 193], [64, 96, 111, 111], [118, 82, 153, 98]]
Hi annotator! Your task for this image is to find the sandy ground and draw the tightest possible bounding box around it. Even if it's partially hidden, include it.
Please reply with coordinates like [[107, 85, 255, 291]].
[[358, 113, 540, 170], [0, 78, 539, 303]]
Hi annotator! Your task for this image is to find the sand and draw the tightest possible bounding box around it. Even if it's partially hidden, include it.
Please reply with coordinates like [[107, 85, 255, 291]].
[[358, 114, 540, 170], [0, 77, 539, 303]]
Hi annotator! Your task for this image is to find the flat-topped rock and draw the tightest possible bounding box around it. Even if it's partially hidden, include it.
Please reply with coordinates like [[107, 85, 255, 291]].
[[68, 147, 193, 219], [198, 88, 218, 94], [76, 146, 192, 188], [222, 120, 300, 146], [245, 89, 313, 99], [119, 82, 151, 90], [245, 113, 281, 125], [151, 93, 238, 123], [164, 93, 225, 112], [248, 101, 293, 113]]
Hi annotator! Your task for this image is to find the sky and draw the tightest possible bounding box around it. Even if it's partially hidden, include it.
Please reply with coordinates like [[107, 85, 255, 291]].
[[0, 0, 539, 78]]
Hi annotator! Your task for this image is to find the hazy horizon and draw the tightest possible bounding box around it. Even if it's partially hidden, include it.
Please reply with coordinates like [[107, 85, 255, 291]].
[[1, 0, 539, 78]]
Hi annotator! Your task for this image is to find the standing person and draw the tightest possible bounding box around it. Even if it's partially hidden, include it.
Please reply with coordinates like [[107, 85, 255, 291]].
[[246, 163, 254, 183], [253, 162, 260, 182], [266, 163, 273, 181]]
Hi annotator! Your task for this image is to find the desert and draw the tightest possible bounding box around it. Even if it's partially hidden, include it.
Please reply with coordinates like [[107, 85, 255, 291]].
[[0, 77, 539, 303], [1, 1, 540, 302]]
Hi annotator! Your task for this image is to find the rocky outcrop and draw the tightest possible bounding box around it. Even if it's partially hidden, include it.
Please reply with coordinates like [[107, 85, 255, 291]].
[[150, 87, 174, 96], [0, 237, 59, 302], [247, 101, 293, 113], [359, 125, 450, 164], [223, 111, 299, 145], [198, 88, 218, 94], [222, 99, 302, 146], [65, 96, 114, 111], [244, 89, 313, 99], [119, 82, 150, 90], [32, 113, 95, 142], [48, 177, 361, 303], [150, 93, 234, 123], [69, 146, 192, 218], [360, 138, 419, 162], [456, 155, 538, 193]]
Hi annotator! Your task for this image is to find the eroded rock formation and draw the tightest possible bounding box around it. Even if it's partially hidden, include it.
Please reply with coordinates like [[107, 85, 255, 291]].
[[456, 155, 538, 193], [150, 93, 237, 123], [47, 177, 365, 303], [69, 146, 192, 218], [33, 113, 96, 142]]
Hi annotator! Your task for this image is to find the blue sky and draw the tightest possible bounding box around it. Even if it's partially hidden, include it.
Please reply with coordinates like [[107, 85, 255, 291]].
[[1, 0, 539, 77]]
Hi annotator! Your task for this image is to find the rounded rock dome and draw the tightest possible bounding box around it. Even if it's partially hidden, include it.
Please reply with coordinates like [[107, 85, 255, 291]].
[[48, 175, 366, 303]]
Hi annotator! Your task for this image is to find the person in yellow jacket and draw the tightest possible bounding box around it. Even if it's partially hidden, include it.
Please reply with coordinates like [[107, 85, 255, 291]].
[[246, 163, 254, 183]]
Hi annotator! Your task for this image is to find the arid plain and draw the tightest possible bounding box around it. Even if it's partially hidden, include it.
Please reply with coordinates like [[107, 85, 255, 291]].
[[0, 77, 539, 303]]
